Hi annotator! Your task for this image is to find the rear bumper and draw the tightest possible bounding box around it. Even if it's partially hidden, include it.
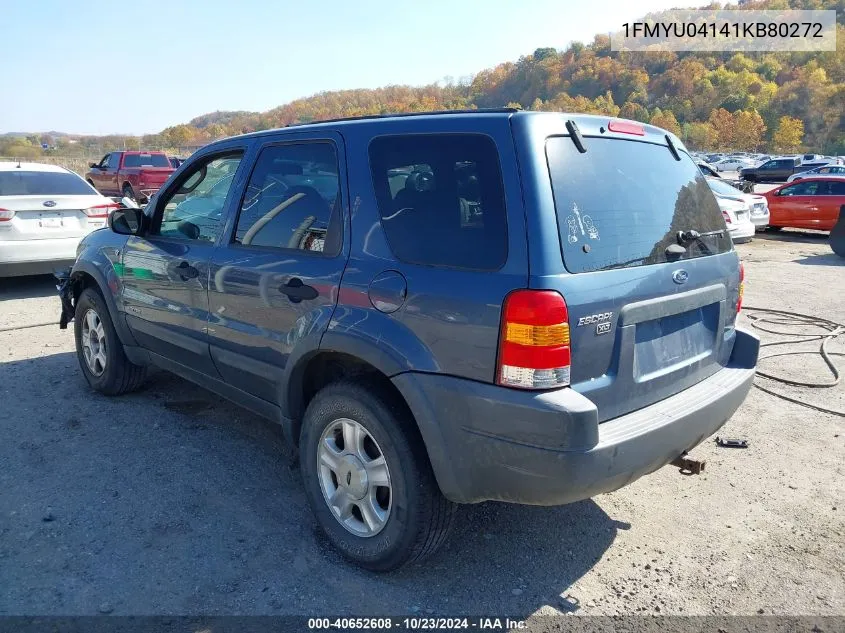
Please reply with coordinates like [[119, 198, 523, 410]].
[[729, 221, 756, 241], [0, 237, 80, 276], [395, 328, 759, 506]]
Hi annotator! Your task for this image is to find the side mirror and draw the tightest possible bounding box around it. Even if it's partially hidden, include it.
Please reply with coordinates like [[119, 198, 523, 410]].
[[90, 163, 99, 169], [109, 207, 144, 236]]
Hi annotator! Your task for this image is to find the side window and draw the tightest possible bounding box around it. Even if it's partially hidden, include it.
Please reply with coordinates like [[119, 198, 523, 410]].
[[368, 134, 508, 270], [110, 152, 122, 168], [828, 181, 845, 195], [233, 142, 341, 255], [154, 153, 243, 242], [780, 181, 817, 196], [761, 161, 775, 170], [99, 154, 110, 168]]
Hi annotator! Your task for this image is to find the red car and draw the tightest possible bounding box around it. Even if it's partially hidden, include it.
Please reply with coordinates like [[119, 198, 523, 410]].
[[763, 177, 845, 231], [85, 151, 175, 203]]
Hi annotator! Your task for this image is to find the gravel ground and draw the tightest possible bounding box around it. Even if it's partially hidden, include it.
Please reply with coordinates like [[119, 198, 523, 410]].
[[0, 231, 842, 619]]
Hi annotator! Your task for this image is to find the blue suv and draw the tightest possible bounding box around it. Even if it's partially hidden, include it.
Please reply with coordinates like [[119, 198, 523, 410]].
[[58, 110, 759, 570]]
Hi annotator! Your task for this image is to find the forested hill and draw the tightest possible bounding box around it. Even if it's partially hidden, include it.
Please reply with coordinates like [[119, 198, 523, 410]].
[[4, 0, 844, 157]]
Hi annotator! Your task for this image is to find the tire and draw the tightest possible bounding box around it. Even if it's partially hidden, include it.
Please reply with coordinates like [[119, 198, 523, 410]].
[[74, 287, 146, 395], [122, 184, 136, 201], [300, 380, 455, 571]]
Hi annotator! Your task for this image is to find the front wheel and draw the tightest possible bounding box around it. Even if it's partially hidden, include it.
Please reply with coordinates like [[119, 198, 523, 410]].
[[122, 184, 136, 202], [300, 381, 455, 571], [74, 287, 146, 395]]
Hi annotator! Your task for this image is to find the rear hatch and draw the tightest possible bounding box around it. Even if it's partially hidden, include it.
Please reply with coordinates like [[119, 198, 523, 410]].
[[0, 195, 109, 239], [0, 170, 112, 240], [528, 119, 740, 422]]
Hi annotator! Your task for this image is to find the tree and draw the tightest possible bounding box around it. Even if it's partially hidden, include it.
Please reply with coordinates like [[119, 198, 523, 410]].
[[732, 110, 767, 150], [651, 109, 682, 136], [708, 108, 736, 149], [772, 116, 804, 153], [683, 122, 719, 151]]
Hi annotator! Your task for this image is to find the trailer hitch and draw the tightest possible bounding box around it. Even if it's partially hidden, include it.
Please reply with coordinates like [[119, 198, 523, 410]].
[[670, 453, 706, 475]]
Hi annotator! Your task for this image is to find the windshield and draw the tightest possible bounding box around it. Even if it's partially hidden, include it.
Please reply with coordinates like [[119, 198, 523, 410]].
[[707, 178, 743, 197], [123, 153, 171, 168], [547, 137, 732, 273], [0, 171, 96, 196]]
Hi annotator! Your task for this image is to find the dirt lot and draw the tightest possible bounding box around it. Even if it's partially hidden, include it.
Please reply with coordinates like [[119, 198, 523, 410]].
[[0, 231, 842, 619]]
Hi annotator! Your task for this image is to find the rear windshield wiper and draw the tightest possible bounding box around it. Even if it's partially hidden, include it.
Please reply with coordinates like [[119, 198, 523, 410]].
[[666, 228, 725, 257], [677, 228, 725, 244]]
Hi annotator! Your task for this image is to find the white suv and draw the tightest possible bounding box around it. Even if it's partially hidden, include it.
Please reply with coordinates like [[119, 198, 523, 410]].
[[0, 162, 118, 276]]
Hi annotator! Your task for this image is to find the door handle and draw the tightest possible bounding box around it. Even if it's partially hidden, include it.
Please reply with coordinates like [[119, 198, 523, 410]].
[[176, 260, 199, 281], [279, 277, 318, 303]]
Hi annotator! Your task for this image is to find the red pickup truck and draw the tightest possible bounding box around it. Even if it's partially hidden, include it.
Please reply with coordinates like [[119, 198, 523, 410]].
[[85, 151, 175, 202]]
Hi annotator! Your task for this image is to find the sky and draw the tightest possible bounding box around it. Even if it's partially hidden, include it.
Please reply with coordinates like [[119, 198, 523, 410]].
[[2, 0, 699, 135]]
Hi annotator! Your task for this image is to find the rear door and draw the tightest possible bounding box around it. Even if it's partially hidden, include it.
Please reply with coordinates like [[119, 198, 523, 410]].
[[207, 133, 349, 402], [121, 147, 247, 375], [516, 115, 739, 422], [817, 179, 845, 230]]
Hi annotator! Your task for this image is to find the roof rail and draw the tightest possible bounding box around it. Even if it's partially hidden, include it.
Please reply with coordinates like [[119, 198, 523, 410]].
[[286, 108, 520, 128]]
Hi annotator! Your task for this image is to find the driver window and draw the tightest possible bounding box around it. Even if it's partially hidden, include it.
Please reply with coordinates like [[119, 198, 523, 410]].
[[100, 155, 110, 168], [154, 153, 243, 242], [233, 142, 340, 254]]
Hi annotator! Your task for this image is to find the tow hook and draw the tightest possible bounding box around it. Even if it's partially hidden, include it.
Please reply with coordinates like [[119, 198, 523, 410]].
[[670, 452, 706, 475]]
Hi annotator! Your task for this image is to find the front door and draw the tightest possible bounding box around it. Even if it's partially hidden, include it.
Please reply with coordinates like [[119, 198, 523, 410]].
[[207, 135, 348, 403], [91, 154, 110, 191], [121, 149, 246, 376]]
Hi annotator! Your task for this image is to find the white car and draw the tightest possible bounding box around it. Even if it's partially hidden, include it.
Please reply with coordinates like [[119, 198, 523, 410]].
[[712, 157, 756, 172], [706, 178, 755, 242], [707, 177, 769, 231], [0, 162, 119, 276], [786, 165, 845, 182]]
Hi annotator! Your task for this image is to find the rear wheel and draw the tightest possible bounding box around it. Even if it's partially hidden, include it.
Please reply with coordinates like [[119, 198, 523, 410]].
[[74, 287, 146, 395], [300, 381, 455, 571]]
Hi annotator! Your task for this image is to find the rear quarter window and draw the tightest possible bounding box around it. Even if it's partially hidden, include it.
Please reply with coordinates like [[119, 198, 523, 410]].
[[546, 136, 732, 273], [368, 134, 508, 270]]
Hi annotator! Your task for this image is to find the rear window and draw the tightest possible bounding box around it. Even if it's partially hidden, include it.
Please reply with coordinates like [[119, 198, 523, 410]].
[[123, 153, 171, 168], [546, 137, 732, 273], [0, 171, 95, 196], [369, 134, 507, 270]]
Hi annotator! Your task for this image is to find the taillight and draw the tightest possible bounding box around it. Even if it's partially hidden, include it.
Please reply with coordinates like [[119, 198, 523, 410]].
[[83, 203, 120, 219], [0, 208, 14, 222], [737, 262, 745, 313], [722, 210, 732, 224], [497, 290, 571, 390]]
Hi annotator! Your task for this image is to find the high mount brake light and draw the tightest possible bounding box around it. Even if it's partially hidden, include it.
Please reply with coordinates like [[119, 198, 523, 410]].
[[608, 120, 645, 136]]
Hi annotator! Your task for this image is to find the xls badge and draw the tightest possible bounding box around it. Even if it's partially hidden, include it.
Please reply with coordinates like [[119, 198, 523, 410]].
[[577, 311, 614, 335]]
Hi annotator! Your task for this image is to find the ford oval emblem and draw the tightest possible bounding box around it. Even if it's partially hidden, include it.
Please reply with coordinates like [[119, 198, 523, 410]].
[[43, 200, 57, 208], [672, 269, 689, 284]]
